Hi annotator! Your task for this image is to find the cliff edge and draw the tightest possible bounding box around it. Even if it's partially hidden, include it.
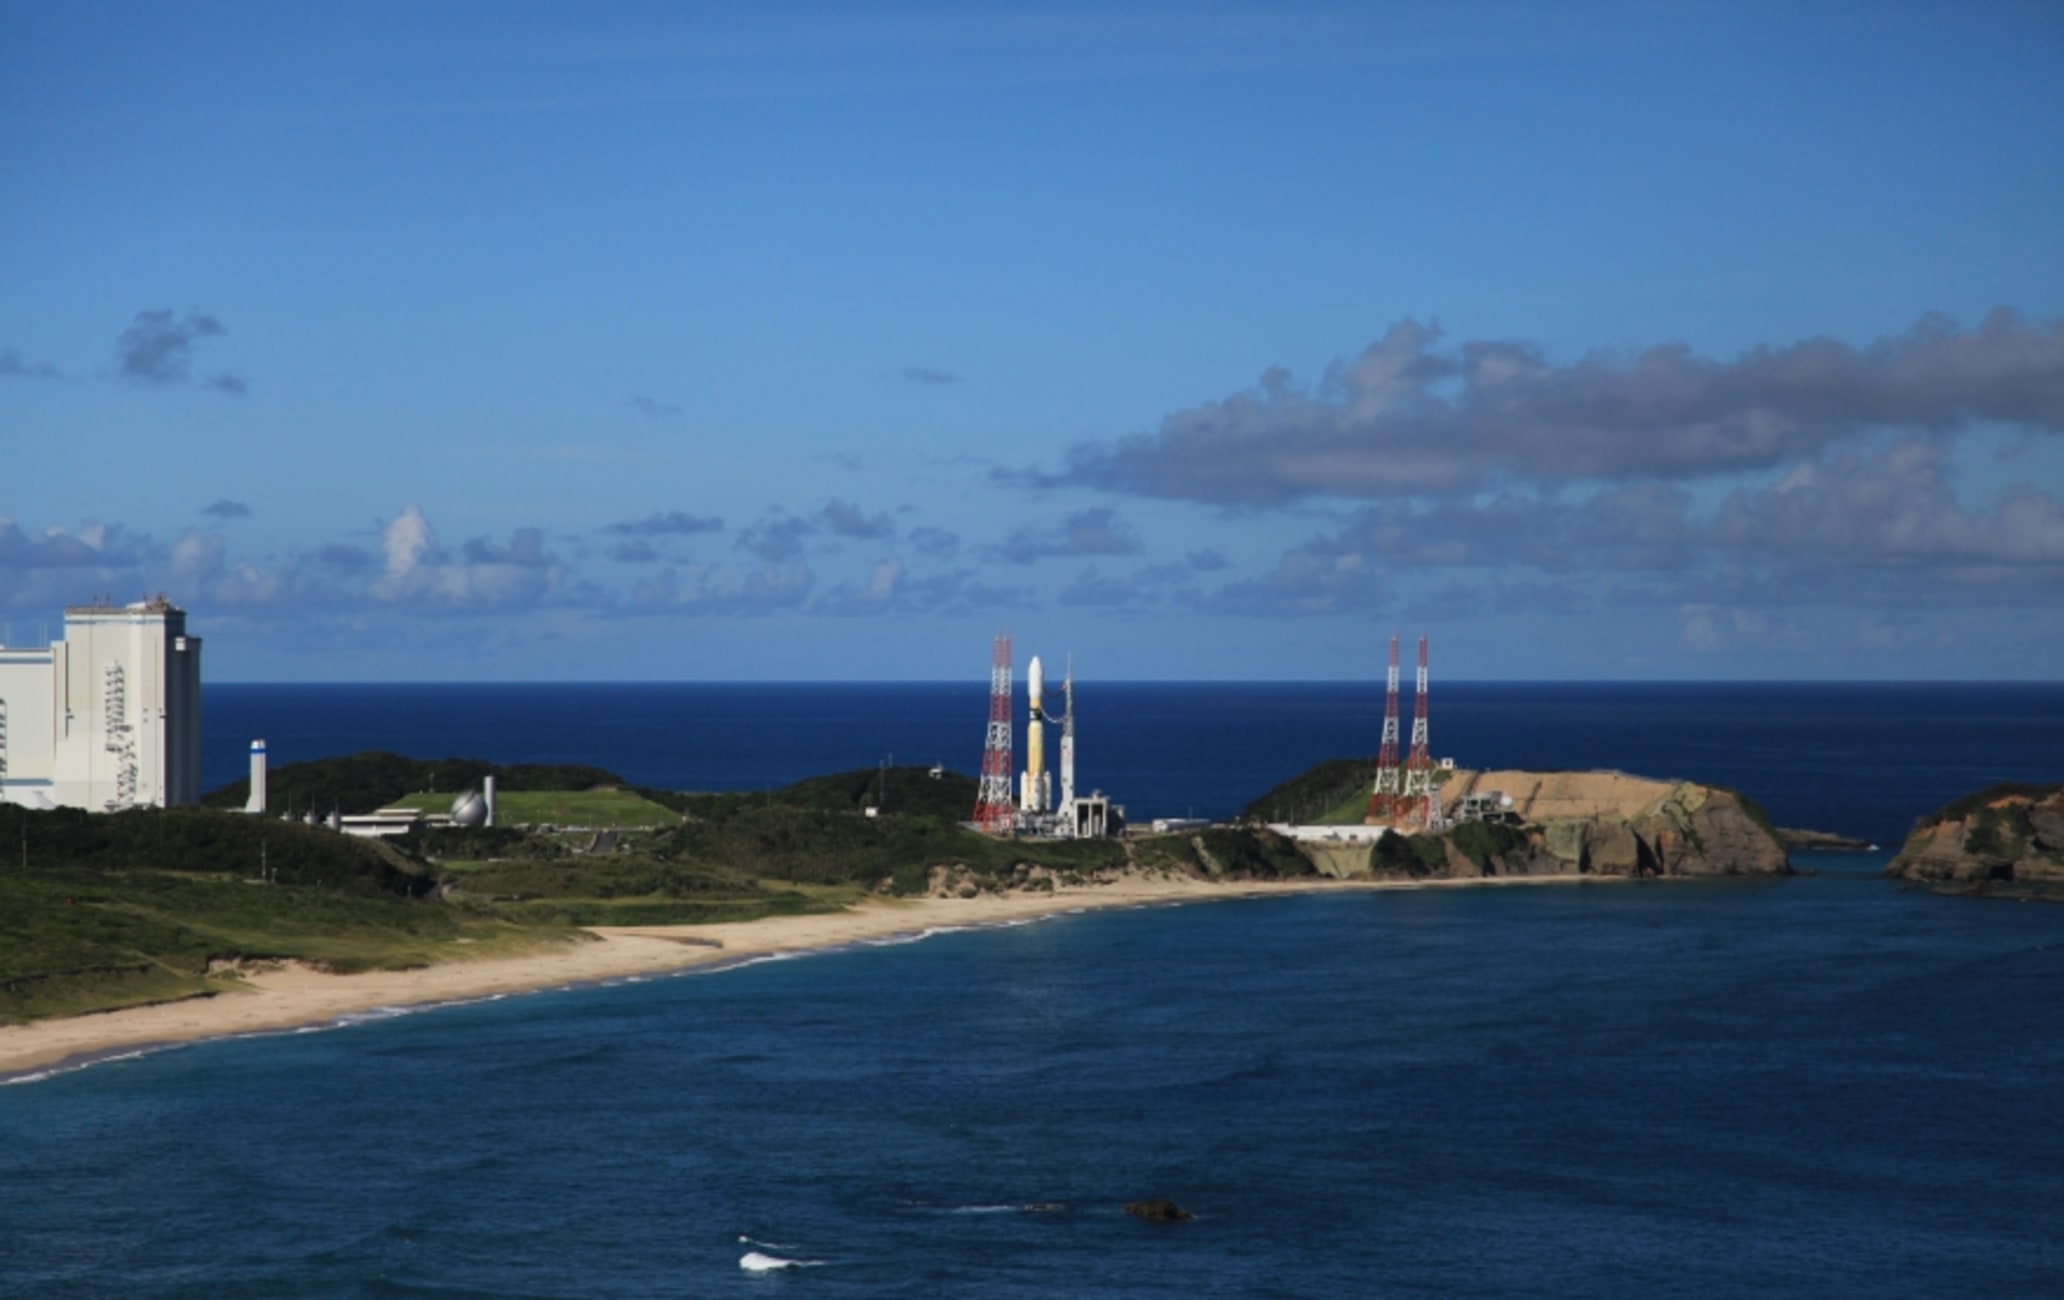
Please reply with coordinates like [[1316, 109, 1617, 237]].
[[1398, 772, 1789, 880], [1887, 783, 2064, 898]]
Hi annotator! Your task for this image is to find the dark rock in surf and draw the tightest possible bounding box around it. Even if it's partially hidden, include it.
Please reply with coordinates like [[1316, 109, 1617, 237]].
[[1125, 1198, 1192, 1223]]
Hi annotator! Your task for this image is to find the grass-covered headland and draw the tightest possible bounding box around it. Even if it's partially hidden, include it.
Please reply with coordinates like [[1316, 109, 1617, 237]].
[[1, 756, 1318, 1024], [5, 749, 1809, 1024]]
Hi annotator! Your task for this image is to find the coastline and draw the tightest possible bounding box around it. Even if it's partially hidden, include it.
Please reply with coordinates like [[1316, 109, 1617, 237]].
[[0, 873, 1598, 1082]]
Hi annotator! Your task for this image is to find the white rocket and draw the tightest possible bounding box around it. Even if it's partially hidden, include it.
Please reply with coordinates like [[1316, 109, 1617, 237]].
[[1021, 655, 1049, 813]]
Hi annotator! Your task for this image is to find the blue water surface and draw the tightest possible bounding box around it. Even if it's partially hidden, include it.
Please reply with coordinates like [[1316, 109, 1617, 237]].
[[4, 681, 2061, 1296], [5, 881, 2062, 1297]]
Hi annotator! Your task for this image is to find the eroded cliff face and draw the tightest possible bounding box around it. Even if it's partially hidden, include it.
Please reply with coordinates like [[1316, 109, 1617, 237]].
[[914, 774, 1792, 895], [1368, 778, 1791, 881], [1887, 785, 2064, 897]]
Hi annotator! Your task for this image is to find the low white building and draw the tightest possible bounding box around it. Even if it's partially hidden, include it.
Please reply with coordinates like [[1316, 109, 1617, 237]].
[[0, 599, 203, 811], [1266, 822, 1392, 844]]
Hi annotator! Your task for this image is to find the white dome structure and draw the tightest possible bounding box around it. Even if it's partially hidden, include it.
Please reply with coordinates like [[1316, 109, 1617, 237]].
[[450, 789, 488, 828]]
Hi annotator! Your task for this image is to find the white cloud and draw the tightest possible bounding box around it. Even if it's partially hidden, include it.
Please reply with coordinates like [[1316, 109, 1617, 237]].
[[1043, 310, 2064, 504]]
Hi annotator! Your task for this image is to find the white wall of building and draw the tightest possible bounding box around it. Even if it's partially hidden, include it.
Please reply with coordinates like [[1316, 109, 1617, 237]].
[[0, 600, 202, 811], [0, 650, 58, 798]]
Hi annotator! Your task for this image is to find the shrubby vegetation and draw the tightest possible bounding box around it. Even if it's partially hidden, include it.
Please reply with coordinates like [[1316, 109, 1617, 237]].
[[1241, 758, 1372, 825], [0, 802, 502, 1022], [201, 751, 625, 817], [1371, 830, 1446, 875], [0, 803, 427, 896], [3, 761, 1140, 1020], [1919, 781, 2058, 829], [1446, 820, 1531, 868], [4, 756, 1432, 1024]]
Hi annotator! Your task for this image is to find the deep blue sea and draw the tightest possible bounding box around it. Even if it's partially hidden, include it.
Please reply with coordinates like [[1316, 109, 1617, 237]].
[[5, 682, 2063, 1297]]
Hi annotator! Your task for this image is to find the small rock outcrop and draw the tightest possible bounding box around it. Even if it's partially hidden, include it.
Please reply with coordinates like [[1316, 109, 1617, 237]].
[[1777, 828, 1874, 852], [1125, 1198, 1192, 1223], [1888, 783, 2064, 898]]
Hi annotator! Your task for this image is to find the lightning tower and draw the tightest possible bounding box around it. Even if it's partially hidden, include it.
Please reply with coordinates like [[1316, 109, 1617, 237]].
[[1366, 635, 1402, 823], [1403, 634, 1434, 828], [973, 633, 1017, 833]]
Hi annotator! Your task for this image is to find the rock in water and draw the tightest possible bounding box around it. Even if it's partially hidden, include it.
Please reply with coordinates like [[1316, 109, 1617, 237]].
[[1125, 1198, 1192, 1222], [1888, 782, 2064, 898]]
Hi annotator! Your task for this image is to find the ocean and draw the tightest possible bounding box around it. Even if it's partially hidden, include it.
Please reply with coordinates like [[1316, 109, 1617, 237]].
[[5, 682, 2062, 1297]]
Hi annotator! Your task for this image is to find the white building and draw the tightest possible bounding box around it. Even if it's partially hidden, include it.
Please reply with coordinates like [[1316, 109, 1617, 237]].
[[0, 599, 203, 811]]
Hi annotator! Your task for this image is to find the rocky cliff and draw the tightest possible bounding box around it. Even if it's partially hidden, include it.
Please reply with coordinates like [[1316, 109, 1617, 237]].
[[1369, 773, 1791, 881], [1887, 783, 2064, 898]]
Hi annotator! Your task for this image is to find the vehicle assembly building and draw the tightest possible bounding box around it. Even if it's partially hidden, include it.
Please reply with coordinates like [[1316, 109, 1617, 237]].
[[0, 599, 203, 811]]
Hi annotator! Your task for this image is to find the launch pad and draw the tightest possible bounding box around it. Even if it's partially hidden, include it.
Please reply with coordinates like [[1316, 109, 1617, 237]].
[[970, 635, 1122, 839]]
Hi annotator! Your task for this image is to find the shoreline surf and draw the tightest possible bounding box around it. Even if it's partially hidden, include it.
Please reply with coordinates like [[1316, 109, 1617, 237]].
[[0, 873, 1611, 1083]]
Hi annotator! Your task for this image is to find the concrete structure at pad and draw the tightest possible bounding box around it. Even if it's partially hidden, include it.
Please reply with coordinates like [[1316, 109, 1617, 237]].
[[0, 598, 202, 810]]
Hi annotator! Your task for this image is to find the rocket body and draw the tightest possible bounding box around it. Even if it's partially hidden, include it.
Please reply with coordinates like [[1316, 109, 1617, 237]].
[[1023, 655, 1048, 812]]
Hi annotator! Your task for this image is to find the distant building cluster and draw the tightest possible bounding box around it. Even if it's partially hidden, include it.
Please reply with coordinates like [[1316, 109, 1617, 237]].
[[0, 600, 203, 811]]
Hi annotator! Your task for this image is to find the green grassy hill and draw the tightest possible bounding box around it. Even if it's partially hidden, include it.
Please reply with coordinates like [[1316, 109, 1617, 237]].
[[639, 765, 983, 822], [5, 755, 1328, 1025], [0, 802, 561, 1023], [202, 751, 626, 817], [1242, 758, 1374, 825], [3, 760, 1097, 1021]]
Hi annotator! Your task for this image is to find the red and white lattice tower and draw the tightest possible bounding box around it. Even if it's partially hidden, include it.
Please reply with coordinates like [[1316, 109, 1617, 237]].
[[972, 633, 1017, 834], [1366, 635, 1402, 823], [1402, 635, 1434, 829]]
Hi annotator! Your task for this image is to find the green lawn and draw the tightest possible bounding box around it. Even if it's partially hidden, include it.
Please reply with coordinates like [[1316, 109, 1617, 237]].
[[388, 788, 683, 828]]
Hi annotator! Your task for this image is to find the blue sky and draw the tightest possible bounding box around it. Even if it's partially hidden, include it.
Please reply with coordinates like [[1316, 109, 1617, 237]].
[[3, 1, 2060, 680]]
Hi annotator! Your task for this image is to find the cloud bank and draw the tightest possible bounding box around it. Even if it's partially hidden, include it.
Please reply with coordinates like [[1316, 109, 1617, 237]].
[[0, 348, 62, 380], [606, 510, 724, 537], [1044, 311, 2064, 504], [987, 507, 1144, 564], [117, 309, 245, 394]]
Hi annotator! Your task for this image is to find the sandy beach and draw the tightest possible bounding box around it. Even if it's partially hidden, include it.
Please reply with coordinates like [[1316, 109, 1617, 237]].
[[0, 874, 1590, 1081]]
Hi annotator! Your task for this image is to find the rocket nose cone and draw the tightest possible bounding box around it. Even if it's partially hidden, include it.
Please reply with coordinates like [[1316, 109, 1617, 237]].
[[1028, 655, 1044, 700]]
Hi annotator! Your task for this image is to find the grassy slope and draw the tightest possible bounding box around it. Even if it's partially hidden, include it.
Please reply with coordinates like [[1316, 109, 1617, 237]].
[[8, 759, 1303, 1024], [0, 803, 572, 1023], [202, 752, 628, 817], [387, 787, 683, 827], [1242, 758, 1373, 825]]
